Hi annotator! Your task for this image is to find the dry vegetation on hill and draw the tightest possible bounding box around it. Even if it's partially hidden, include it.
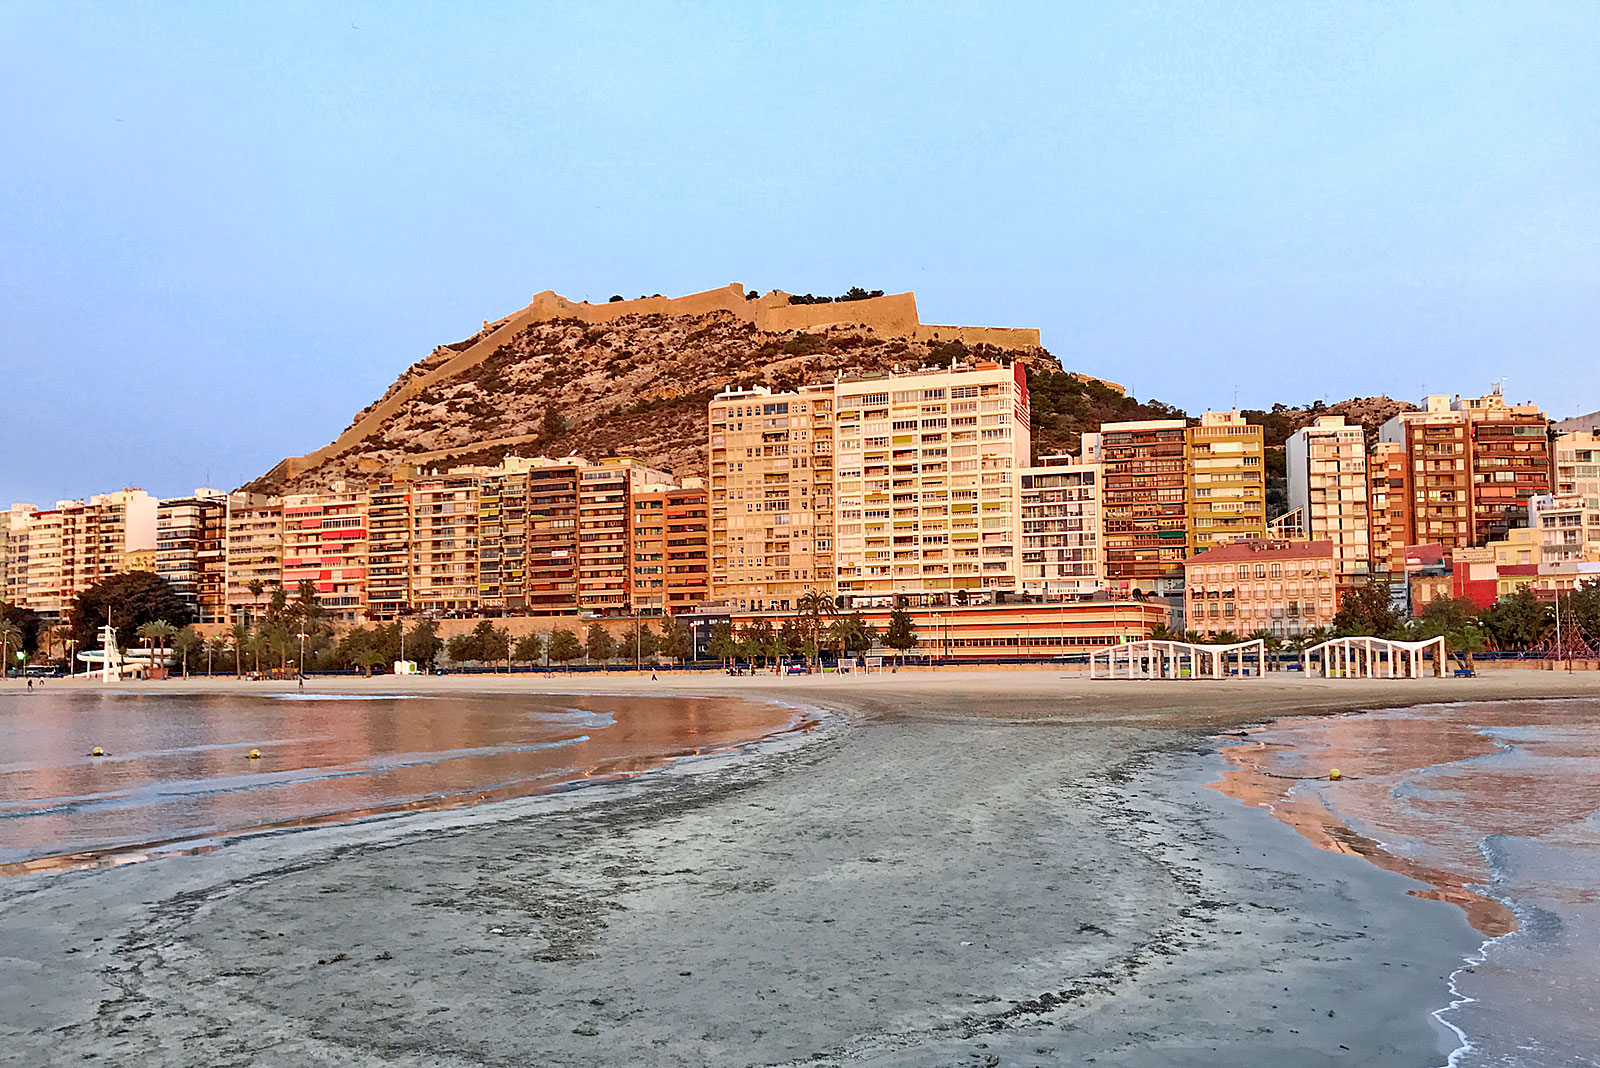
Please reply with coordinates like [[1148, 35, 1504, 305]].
[[251, 311, 1185, 492], [246, 306, 1419, 496]]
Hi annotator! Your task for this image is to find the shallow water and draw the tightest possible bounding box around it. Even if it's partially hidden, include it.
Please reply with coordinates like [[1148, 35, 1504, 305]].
[[1212, 698, 1600, 1067], [0, 688, 805, 875]]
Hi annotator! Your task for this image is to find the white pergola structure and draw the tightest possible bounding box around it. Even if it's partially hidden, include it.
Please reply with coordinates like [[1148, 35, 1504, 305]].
[[1301, 635, 1446, 679], [1088, 639, 1267, 680]]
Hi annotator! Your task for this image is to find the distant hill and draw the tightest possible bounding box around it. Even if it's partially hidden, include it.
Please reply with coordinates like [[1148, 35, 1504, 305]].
[[242, 284, 1417, 497]]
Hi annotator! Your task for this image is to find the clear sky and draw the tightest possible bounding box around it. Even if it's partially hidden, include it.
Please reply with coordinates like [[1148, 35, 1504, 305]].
[[3, 3, 1597, 507]]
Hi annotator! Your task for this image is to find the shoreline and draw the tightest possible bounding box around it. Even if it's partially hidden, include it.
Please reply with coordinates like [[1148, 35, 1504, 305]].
[[3, 671, 1594, 1065]]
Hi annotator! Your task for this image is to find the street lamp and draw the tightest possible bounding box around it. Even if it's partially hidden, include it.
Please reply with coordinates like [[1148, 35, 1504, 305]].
[[297, 631, 308, 680]]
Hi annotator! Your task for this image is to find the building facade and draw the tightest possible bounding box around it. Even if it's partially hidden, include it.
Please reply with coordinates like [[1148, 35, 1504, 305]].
[[156, 491, 228, 624], [0, 489, 158, 620], [1185, 410, 1266, 554], [1019, 456, 1102, 597], [832, 362, 1031, 606], [223, 493, 283, 623], [1184, 538, 1338, 638], [1285, 415, 1372, 586], [1083, 419, 1188, 595], [280, 485, 369, 623]]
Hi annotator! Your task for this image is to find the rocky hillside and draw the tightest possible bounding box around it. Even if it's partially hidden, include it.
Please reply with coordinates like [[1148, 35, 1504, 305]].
[[1244, 396, 1418, 449], [249, 311, 1185, 493]]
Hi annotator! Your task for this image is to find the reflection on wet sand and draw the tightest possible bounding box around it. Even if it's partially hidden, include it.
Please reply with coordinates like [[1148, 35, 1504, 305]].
[[0, 692, 811, 877], [1210, 700, 1600, 937]]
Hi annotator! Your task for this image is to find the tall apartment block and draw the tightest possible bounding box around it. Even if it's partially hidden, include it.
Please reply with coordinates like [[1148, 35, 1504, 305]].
[[280, 485, 369, 622], [833, 363, 1030, 606], [1184, 410, 1266, 554], [1377, 390, 1550, 556], [475, 462, 531, 614], [525, 461, 582, 614], [1083, 419, 1188, 595], [709, 385, 837, 611], [630, 479, 711, 614], [223, 493, 283, 623], [1285, 415, 1372, 585], [1367, 440, 1408, 575], [0, 489, 157, 619], [1019, 455, 1102, 597], [156, 490, 229, 623]]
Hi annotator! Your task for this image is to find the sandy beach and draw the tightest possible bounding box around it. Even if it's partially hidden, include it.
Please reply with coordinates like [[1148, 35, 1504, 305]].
[[2, 669, 1597, 1066]]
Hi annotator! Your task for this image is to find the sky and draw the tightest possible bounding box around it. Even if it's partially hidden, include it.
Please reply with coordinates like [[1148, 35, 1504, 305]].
[[3, 2, 1598, 507]]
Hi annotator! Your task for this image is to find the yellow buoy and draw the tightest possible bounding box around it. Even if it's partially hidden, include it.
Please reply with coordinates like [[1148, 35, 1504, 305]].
[[248, 749, 261, 760], [91, 747, 104, 757], [1329, 769, 1342, 781]]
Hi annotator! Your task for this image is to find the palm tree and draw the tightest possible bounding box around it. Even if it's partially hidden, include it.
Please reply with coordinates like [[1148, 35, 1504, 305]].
[[136, 620, 177, 678], [796, 588, 838, 671], [172, 626, 205, 679], [230, 622, 250, 679], [0, 621, 23, 679], [352, 647, 386, 677]]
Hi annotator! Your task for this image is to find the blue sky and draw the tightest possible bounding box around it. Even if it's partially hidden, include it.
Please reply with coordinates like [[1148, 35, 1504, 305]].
[[3, 3, 1597, 507]]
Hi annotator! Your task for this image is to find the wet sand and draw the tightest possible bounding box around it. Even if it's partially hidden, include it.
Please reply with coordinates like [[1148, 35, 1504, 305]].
[[1, 669, 1596, 1066]]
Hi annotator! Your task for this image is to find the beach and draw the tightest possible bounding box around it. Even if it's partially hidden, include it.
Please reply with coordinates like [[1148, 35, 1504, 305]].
[[2, 669, 1597, 1066]]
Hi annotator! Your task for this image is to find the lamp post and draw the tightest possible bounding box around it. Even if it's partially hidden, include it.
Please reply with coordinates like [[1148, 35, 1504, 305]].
[[297, 631, 307, 680]]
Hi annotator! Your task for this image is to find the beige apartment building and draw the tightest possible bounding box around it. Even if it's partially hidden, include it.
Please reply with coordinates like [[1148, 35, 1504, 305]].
[[1019, 455, 1102, 597], [223, 493, 283, 623], [709, 384, 837, 611], [832, 362, 1032, 606], [1185, 410, 1266, 554], [1184, 538, 1337, 639], [1, 489, 157, 620], [1553, 431, 1600, 509], [1285, 415, 1371, 586]]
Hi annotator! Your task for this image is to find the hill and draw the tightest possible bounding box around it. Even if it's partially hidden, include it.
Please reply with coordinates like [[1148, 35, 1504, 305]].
[[246, 292, 1181, 494]]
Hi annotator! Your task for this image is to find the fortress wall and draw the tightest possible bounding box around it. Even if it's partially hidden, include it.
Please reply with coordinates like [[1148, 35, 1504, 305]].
[[754, 291, 922, 336], [915, 324, 1042, 349], [525, 284, 756, 327]]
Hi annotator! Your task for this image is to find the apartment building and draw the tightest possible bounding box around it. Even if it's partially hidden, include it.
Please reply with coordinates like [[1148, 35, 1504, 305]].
[[629, 478, 711, 614], [710, 385, 837, 611], [1185, 410, 1266, 554], [523, 461, 582, 614], [1377, 391, 1550, 556], [475, 462, 531, 615], [1367, 440, 1408, 576], [365, 478, 412, 619], [156, 490, 228, 623], [280, 485, 369, 622], [1461, 393, 1550, 544], [1083, 419, 1188, 595], [409, 474, 480, 616], [1285, 415, 1371, 585], [223, 492, 283, 623], [1019, 455, 1102, 597], [1553, 431, 1600, 509], [0, 489, 157, 619], [1529, 494, 1600, 566], [1184, 538, 1337, 639], [832, 362, 1031, 606]]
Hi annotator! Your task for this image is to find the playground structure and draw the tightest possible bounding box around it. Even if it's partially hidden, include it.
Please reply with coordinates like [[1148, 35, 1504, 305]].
[[1088, 638, 1267, 680], [1301, 635, 1446, 678]]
